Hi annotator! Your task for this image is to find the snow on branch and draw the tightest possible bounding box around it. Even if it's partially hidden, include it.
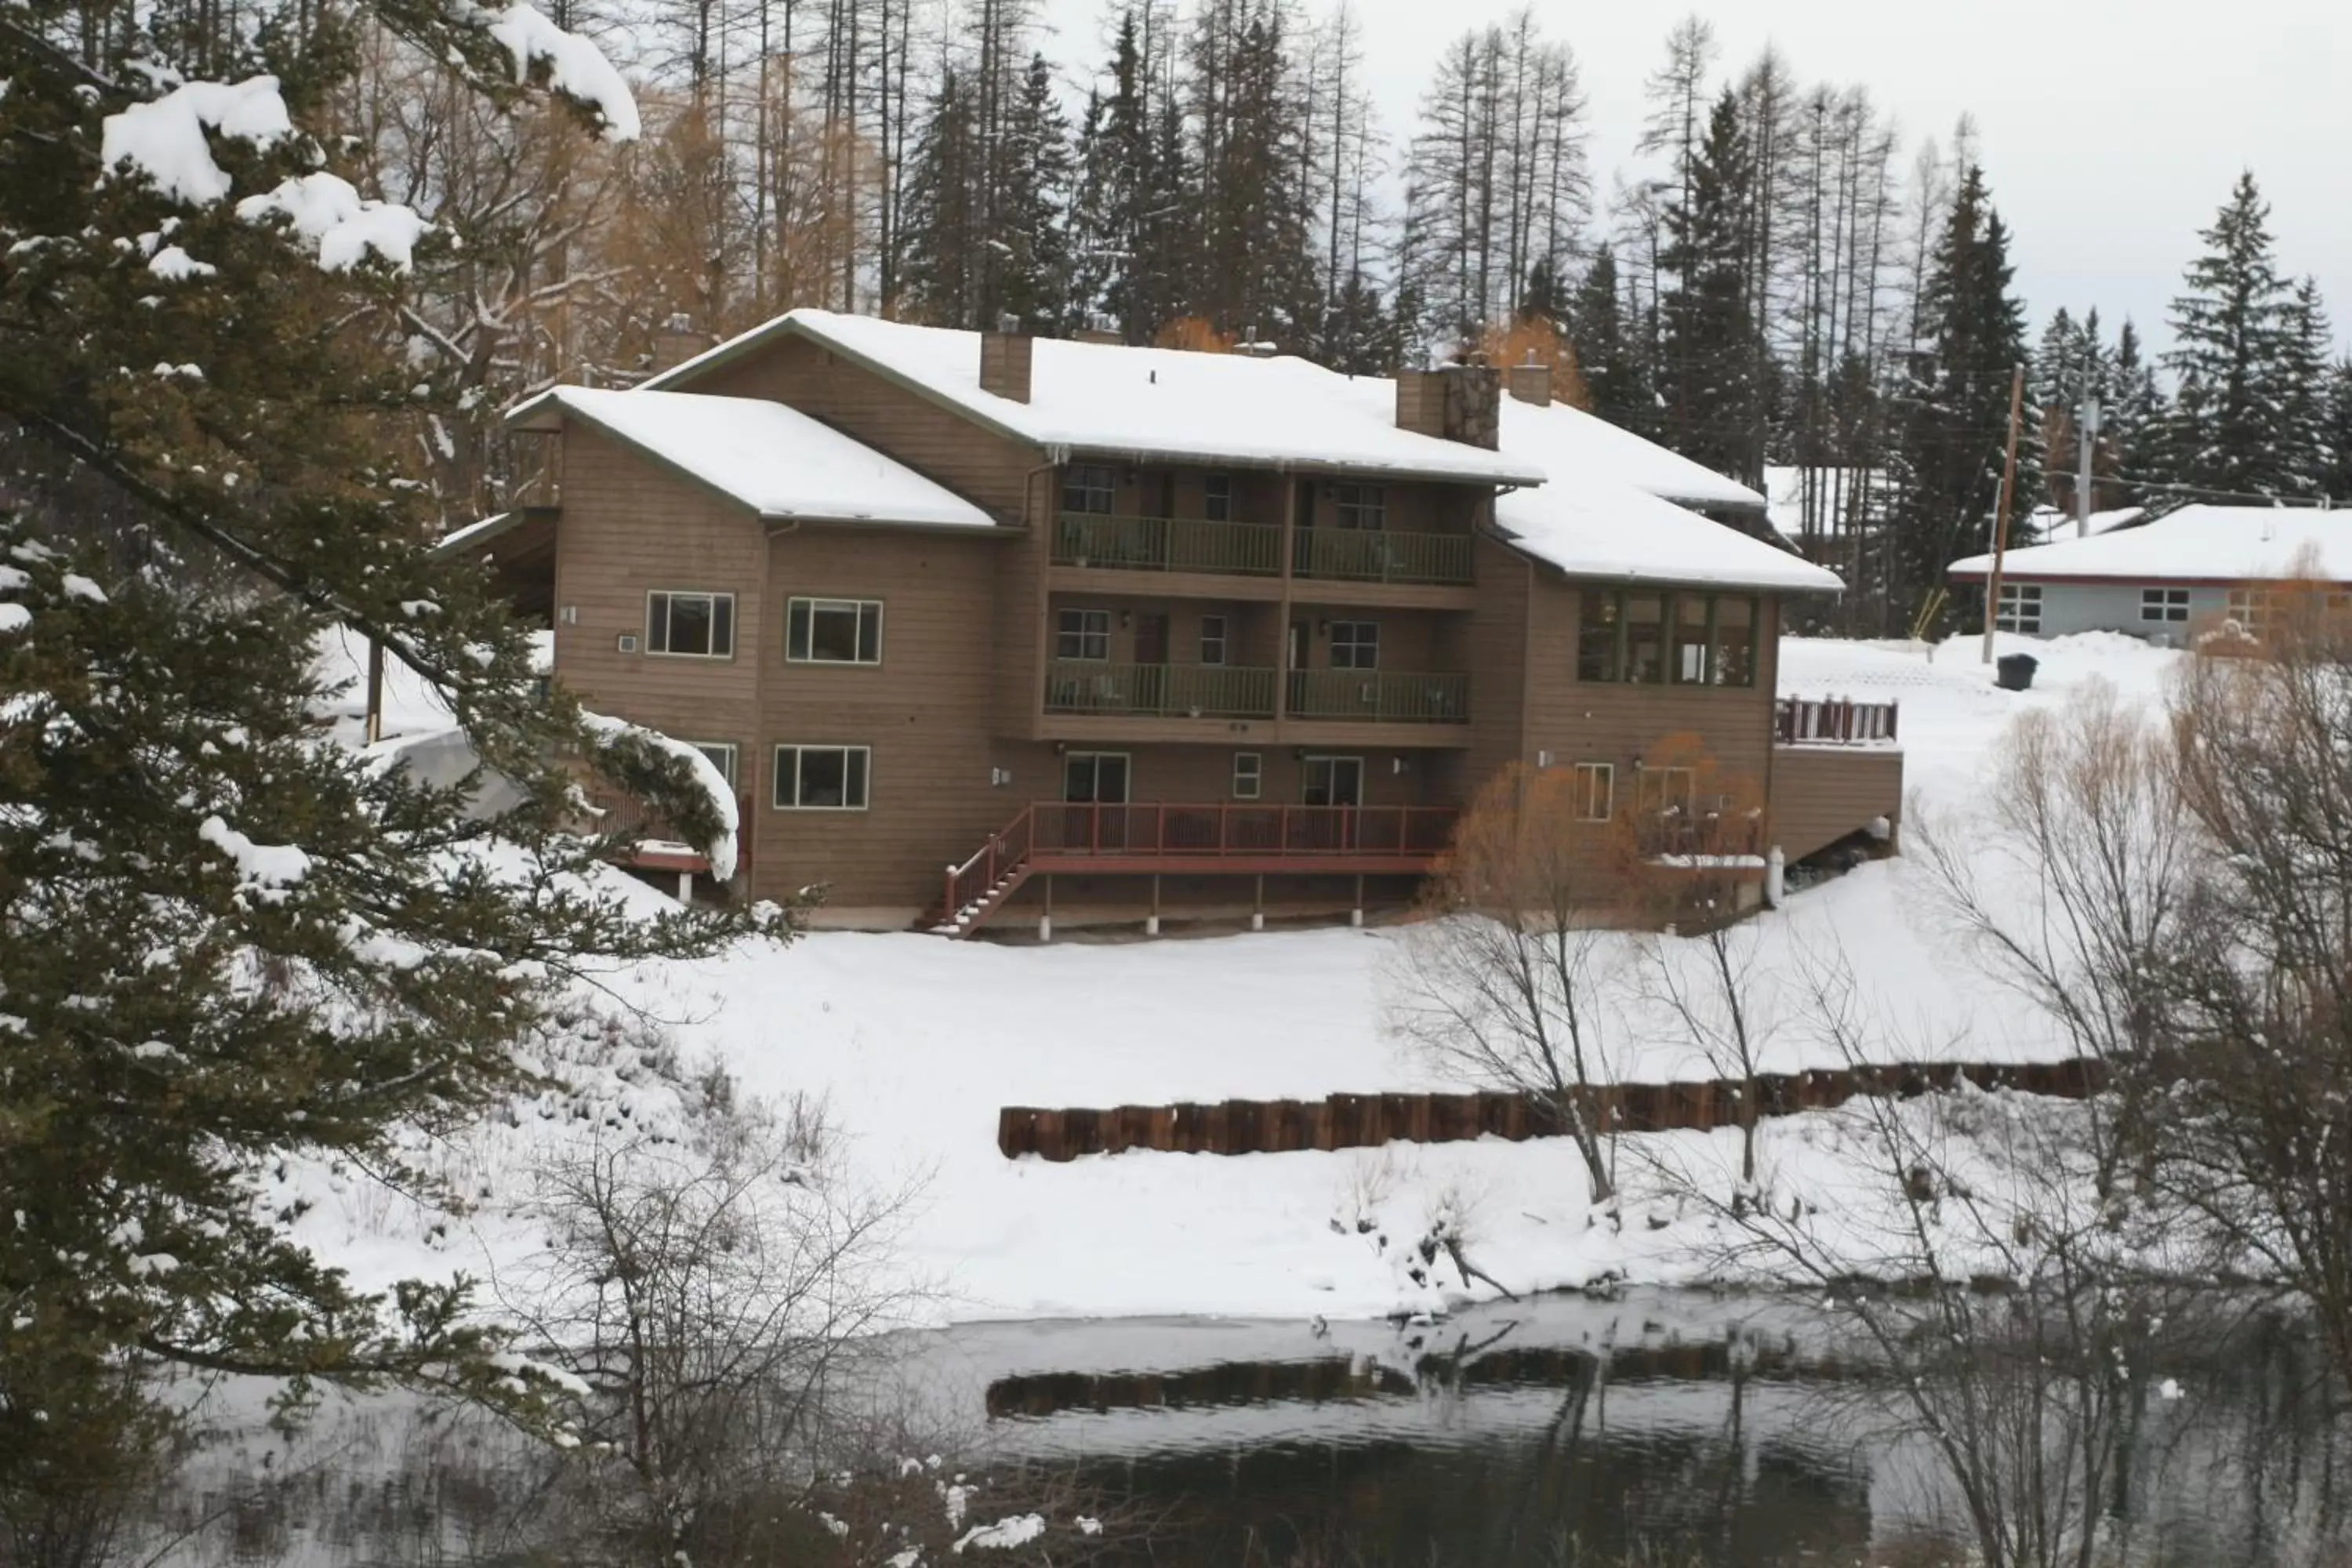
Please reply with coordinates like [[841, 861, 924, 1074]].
[[238, 172, 430, 272], [579, 711, 738, 880], [449, 1, 641, 142], [99, 75, 291, 203]]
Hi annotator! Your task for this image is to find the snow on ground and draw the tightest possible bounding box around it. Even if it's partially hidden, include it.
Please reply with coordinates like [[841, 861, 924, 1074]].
[[292, 630, 2187, 1326]]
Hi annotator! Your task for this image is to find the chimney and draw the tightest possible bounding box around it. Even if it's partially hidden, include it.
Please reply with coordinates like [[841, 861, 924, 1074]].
[[980, 313, 1033, 404], [1395, 362, 1501, 449], [651, 312, 715, 374], [1506, 355, 1552, 408]]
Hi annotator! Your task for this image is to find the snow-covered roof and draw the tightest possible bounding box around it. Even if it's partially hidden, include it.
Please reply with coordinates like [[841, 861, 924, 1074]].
[[1494, 470, 1843, 592], [1951, 505, 2352, 584], [645, 310, 1547, 486], [507, 385, 996, 528], [1495, 396, 1766, 513], [2017, 503, 2150, 544]]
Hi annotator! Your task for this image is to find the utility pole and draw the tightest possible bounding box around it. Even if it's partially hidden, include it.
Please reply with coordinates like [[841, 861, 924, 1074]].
[[2075, 396, 2101, 537], [1981, 362, 2027, 666]]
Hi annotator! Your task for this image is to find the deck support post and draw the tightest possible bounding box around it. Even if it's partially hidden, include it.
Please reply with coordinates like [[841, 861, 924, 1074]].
[[1765, 846, 1786, 908], [1145, 873, 1161, 937], [1351, 873, 1365, 927], [676, 870, 693, 902], [1039, 874, 1054, 942], [1250, 873, 1265, 932]]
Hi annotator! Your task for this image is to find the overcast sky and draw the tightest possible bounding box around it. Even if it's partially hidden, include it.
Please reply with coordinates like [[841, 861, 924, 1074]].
[[1046, 0, 2351, 357]]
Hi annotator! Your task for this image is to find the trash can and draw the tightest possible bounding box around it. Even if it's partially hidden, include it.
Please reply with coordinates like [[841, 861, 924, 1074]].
[[1995, 652, 2038, 691]]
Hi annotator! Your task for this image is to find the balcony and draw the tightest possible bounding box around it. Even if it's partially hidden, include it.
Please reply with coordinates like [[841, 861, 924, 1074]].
[[1288, 670, 1468, 724], [1044, 661, 1277, 719], [1293, 528, 1473, 587], [1053, 512, 1282, 576]]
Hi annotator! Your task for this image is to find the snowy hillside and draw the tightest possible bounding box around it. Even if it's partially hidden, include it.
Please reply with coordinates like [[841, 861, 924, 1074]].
[[303, 631, 2183, 1325]]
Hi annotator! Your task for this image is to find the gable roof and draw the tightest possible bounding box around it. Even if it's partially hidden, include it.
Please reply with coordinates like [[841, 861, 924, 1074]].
[[506, 384, 995, 528], [1950, 505, 2352, 585], [644, 310, 1547, 486], [1496, 396, 1767, 514], [1493, 471, 1843, 592]]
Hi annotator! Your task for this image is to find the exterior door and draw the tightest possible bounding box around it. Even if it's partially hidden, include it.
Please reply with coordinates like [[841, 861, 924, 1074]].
[[1301, 755, 1364, 851], [1134, 614, 1170, 713], [1062, 752, 1131, 852]]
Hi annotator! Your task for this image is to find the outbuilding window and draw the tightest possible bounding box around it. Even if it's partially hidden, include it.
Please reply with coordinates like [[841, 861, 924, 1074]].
[[1995, 583, 2042, 634], [2139, 587, 2190, 624]]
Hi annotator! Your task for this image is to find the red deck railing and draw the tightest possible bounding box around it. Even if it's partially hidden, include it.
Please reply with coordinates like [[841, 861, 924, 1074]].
[[942, 802, 1460, 924], [1775, 695, 1899, 746]]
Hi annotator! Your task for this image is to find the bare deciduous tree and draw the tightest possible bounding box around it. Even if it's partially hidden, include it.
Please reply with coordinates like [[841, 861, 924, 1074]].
[[1385, 761, 1624, 1204]]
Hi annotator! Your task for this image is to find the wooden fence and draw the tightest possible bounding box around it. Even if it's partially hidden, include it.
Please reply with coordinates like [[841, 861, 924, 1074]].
[[996, 1057, 2103, 1163]]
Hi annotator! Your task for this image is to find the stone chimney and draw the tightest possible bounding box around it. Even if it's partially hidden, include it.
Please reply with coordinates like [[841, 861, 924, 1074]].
[[1395, 362, 1502, 449], [979, 314, 1033, 404], [1506, 357, 1552, 408], [651, 313, 715, 373]]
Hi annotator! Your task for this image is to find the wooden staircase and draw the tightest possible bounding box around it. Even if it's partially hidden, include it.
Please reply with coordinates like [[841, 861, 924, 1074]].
[[924, 806, 1036, 938]]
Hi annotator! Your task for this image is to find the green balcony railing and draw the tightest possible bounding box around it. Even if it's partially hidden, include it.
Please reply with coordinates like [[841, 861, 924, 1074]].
[[1044, 661, 1278, 719], [1287, 670, 1469, 724], [1053, 512, 1283, 577], [1292, 528, 1474, 586]]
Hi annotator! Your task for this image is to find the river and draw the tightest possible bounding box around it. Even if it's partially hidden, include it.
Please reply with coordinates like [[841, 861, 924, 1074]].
[[140, 1290, 2352, 1566]]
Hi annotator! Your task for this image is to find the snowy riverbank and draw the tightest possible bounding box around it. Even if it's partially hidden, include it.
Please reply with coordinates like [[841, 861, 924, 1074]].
[[297, 631, 2183, 1324]]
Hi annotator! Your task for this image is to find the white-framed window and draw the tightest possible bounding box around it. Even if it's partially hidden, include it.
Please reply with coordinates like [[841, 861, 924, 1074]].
[[1994, 583, 2042, 635], [688, 742, 739, 790], [1333, 482, 1386, 531], [645, 590, 735, 658], [1573, 761, 1613, 822], [1199, 613, 1229, 666], [1056, 608, 1111, 661], [1232, 751, 1262, 800], [2139, 587, 2190, 624], [2228, 587, 2274, 634], [773, 744, 869, 811], [786, 597, 884, 664], [1203, 473, 1234, 523], [1638, 765, 1694, 818], [1330, 620, 1380, 670], [1062, 463, 1116, 515]]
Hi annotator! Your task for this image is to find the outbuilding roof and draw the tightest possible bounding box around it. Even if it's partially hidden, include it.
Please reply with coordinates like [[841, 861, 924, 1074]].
[[1950, 505, 2352, 584]]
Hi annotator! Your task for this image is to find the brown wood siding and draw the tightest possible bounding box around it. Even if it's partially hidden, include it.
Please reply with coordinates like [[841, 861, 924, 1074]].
[[754, 527, 1004, 915], [1465, 535, 1530, 782], [1518, 572, 1781, 797], [1769, 746, 1904, 862], [695, 335, 1040, 520], [550, 426, 765, 758]]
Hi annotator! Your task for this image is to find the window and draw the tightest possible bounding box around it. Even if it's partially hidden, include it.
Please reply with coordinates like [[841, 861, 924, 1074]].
[[1624, 593, 1666, 684], [1062, 463, 1116, 515], [2227, 588, 2272, 634], [1638, 766, 1695, 818], [1330, 620, 1380, 670], [2139, 587, 2190, 624], [1203, 473, 1234, 523], [786, 597, 884, 664], [645, 590, 735, 658], [1056, 608, 1111, 661], [688, 742, 739, 790], [1577, 589, 1621, 681], [1995, 583, 2042, 634], [1573, 762, 1613, 822], [1673, 593, 1711, 684], [773, 744, 869, 811], [1578, 590, 1756, 687], [1333, 483, 1386, 531], [1200, 613, 1229, 666], [1232, 751, 1262, 800]]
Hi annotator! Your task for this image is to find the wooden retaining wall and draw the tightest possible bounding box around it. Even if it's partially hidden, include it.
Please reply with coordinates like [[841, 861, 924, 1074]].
[[996, 1057, 2103, 1163]]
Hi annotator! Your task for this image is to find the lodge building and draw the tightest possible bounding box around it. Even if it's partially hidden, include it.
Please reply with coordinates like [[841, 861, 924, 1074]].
[[449, 311, 1904, 935]]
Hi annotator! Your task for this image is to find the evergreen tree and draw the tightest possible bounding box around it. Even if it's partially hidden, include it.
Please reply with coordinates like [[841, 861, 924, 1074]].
[[993, 52, 1076, 332], [2164, 172, 2297, 498], [2278, 276, 2337, 496], [1569, 246, 1656, 434], [2326, 358, 2352, 502], [1186, 0, 1316, 343], [1519, 257, 1569, 330], [0, 0, 765, 1535], [1657, 89, 1762, 483], [900, 67, 982, 324], [2107, 317, 2170, 495], [1889, 163, 2031, 620]]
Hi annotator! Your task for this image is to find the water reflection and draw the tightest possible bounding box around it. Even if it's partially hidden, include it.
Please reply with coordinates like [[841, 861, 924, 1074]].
[[135, 1290, 2352, 1567]]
